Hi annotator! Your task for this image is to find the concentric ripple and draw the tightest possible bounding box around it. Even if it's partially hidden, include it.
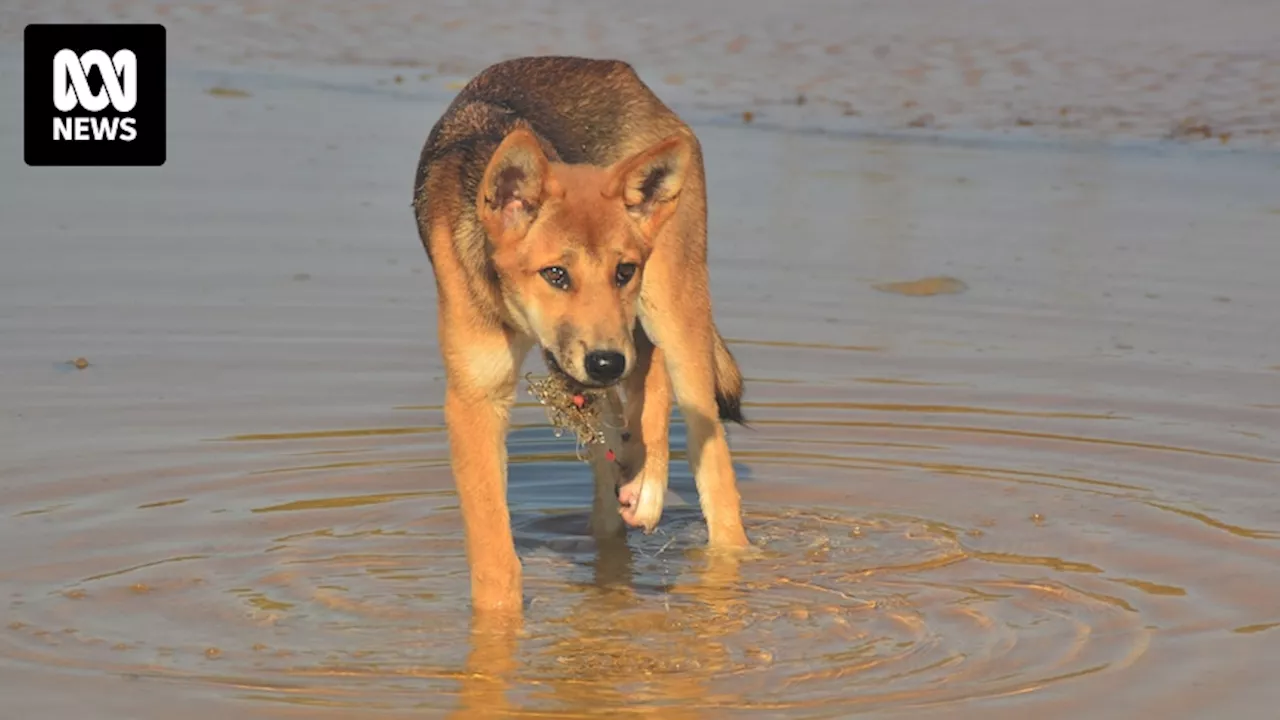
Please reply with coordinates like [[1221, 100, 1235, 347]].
[[0, 417, 1163, 718], [510, 507, 1152, 715]]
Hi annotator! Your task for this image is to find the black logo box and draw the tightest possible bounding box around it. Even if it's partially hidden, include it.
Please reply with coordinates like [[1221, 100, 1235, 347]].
[[24, 23, 166, 167]]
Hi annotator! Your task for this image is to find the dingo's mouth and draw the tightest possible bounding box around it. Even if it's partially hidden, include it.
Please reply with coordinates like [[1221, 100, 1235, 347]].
[[541, 348, 620, 390]]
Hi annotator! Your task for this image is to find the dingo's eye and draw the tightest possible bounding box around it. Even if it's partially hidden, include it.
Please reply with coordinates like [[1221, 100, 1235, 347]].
[[614, 263, 638, 287], [540, 266, 570, 290]]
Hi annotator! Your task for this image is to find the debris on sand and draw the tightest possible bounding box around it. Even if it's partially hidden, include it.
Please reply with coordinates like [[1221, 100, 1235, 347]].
[[1169, 117, 1213, 140], [907, 112, 937, 129], [207, 86, 251, 98], [873, 276, 969, 297]]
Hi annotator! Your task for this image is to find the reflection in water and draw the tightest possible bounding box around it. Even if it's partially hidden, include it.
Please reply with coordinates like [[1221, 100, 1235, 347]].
[[456, 541, 750, 720]]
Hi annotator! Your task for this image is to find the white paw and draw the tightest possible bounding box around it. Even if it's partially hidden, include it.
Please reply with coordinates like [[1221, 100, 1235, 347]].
[[618, 476, 666, 532]]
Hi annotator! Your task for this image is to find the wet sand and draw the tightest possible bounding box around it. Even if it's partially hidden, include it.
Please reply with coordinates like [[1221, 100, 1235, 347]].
[[3, 2, 1280, 718], [4, 0, 1280, 148]]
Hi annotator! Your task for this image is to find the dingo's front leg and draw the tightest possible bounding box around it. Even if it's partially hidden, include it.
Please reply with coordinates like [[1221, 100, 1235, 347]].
[[641, 302, 749, 549], [442, 326, 531, 615], [617, 327, 672, 532]]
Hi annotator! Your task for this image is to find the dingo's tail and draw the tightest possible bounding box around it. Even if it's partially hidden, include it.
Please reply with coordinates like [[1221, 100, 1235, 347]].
[[713, 331, 747, 426]]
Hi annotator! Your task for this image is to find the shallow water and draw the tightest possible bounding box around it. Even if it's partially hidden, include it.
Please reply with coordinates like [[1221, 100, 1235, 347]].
[[4, 21, 1280, 720]]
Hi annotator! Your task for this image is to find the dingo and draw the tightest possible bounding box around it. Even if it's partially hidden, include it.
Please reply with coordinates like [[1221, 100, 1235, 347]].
[[412, 56, 749, 614]]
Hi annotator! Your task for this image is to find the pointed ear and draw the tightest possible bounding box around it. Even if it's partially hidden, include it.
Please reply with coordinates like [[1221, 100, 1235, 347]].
[[605, 134, 694, 239], [477, 127, 552, 242]]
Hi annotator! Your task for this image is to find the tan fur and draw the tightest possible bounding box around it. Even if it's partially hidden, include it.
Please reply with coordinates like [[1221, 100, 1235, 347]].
[[413, 56, 749, 615]]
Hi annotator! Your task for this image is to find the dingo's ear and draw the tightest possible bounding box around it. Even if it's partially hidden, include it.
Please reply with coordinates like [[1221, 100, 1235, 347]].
[[606, 134, 693, 240], [478, 127, 553, 242]]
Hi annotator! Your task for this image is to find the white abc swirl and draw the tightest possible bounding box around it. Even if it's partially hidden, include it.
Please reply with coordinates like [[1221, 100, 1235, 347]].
[[52, 48, 138, 113]]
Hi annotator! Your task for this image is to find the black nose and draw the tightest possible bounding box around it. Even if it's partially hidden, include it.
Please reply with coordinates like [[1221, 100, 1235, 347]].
[[584, 350, 626, 384]]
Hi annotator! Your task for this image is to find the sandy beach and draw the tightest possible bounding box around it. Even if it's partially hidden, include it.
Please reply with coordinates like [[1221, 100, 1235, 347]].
[[3, 2, 1279, 717]]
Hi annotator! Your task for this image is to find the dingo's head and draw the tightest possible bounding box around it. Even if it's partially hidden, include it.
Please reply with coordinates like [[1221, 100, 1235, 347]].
[[477, 127, 693, 388]]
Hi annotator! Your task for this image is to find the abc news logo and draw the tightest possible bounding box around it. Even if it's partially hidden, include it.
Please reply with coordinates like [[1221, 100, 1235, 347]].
[[54, 48, 140, 142], [25, 24, 166, 166]]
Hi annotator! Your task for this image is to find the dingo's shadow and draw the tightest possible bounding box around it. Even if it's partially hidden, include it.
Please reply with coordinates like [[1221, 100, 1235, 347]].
[[509, 505, 718, 594], [505, 419, 756, 510], [504, 419, 755, 590]]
